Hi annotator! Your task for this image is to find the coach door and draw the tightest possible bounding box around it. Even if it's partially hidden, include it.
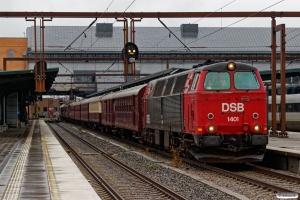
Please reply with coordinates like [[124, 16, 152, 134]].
[[132, 96, 136, 126]]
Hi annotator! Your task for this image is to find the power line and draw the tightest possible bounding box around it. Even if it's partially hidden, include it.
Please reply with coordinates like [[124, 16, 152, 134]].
[[137, 0, 286, 72], [86, 0, 136, 51], [60, 0, 117, 87], [153, 0, 238, 49], [186, 0, 285, 46], [75, 0, 136, 90]]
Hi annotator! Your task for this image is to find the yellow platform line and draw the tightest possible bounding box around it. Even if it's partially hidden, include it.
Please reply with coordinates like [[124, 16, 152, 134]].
[[1, 120, 35, 200], [41, 132, 60, 200]]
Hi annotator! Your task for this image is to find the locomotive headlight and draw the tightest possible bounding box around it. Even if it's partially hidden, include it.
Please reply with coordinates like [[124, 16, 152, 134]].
[[227, 62, 236, 71], [208, 125, 216, 133], [253, 124, 261, 132]]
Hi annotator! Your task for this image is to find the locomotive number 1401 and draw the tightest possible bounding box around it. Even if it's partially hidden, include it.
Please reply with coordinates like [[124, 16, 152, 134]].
[[227, 117, 239, 122]]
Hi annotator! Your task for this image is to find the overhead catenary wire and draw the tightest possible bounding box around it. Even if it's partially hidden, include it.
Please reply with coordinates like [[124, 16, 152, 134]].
[[71, 0, 136, 90], [59, 0, 117, 88], [86, 0, 136, 52], [152, 0, 238, 50], [136, 0, 286, 72], [64, 0, 116, 52], [158, 18, 191, 51], [186, 0, 285, 46]]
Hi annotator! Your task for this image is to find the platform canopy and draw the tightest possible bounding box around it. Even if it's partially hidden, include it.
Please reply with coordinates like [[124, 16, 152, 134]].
[[0, 68, 59, 97]]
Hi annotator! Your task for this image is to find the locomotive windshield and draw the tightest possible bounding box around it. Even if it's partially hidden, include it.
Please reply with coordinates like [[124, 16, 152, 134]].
[[204, 72, 230, 90], [234, 72, 260, 90]]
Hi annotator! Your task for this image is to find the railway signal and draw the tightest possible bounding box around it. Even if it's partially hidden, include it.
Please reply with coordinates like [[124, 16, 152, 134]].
[[123, 42, 139, 63]]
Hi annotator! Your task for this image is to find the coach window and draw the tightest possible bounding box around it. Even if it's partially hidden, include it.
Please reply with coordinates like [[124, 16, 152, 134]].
[[295, 103, 300, 112], [130, 98, 132, 111], [234, 72, 260, 90], [190, 73, 199, 91], [286, 104, 293, 112], [204, 72, 230, 90]]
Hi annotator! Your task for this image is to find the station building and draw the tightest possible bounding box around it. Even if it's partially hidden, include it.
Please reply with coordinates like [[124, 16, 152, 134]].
[[0, 38, 28, 70], [24, 24, 300, 97]]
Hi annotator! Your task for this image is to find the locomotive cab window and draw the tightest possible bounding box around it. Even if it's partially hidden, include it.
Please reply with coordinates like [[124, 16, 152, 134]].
[[190, 73, 199, 91], [234, 72, 260, 90], [204, 72, 230, 90]]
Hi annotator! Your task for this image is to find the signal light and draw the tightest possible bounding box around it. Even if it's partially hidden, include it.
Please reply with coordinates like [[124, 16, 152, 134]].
[[123, 42, 139, 63], [227, 61, 236, 71]]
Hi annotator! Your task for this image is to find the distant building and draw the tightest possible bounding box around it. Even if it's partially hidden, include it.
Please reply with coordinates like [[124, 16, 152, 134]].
[[28, 98, 61, 118], [0, 38, 28, 70]]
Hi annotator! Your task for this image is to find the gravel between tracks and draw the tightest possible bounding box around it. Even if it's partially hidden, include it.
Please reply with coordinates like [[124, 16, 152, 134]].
[[61, 123, 298, 200]]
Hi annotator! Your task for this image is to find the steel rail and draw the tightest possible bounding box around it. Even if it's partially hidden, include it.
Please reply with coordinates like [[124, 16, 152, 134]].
[[249, 164, 300, 184], [55, 122, 187, 200], [47, 123, 123, 200], [82, 124, 300, 196]]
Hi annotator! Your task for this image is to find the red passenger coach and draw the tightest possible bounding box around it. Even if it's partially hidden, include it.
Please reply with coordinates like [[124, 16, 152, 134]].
[[60, 104, 68, 119], [73, 101, 82, 121], [101, 93, 116, 132], [80, 99, 90, 123], [143, 62, 268, 163], [88, 95, 103, 129], [69, 102, 75, 120], [113, 84, 147, 135]]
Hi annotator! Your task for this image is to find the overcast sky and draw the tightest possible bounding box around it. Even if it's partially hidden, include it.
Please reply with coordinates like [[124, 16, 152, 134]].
[[1, 0, 300, 37]]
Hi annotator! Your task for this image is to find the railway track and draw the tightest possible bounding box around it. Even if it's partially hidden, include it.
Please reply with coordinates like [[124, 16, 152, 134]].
[[48, 123, 120, 200], [58, 121, 300, 198], [48, 122, 187, 200]]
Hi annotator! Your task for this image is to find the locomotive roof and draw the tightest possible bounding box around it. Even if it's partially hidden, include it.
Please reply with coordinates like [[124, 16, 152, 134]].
[[199, 62, 258, 72], [113, 84, 147, 99]]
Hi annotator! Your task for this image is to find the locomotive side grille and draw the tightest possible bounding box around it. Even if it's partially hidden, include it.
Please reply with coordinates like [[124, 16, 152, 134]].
[[153, 80, 165, 96], [163, 77, 175, 96], [162, 95, 182, 132], [146, 95, 183, 132], [173, 74, 188, 94]]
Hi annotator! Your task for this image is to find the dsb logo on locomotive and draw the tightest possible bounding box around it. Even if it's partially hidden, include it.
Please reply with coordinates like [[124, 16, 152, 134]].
[[222, 103, 244, 112]]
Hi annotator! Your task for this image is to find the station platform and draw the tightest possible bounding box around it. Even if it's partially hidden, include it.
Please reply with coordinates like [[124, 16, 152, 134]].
[[268, 131, 300, 151], [264, 131, 300, 174], [0, 120, 100, 200]]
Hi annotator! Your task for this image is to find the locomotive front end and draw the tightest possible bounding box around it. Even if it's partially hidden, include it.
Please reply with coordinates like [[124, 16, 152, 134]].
[[185, 62, 268, 163]]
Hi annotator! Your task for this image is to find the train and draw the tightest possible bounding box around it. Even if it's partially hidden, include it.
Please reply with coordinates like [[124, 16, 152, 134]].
[[60, 61, 268, 163], [266, 83, 300, 96], [268, 94, 300, 132]]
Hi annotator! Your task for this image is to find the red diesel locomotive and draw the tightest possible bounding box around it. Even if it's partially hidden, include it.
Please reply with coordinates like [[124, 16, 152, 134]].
[[62, 61, 268, 163]]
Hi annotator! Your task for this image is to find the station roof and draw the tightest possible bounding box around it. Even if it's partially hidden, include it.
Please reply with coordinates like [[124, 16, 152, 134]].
[[26, 26, 300, 53], [0, 68, 59, 97]]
